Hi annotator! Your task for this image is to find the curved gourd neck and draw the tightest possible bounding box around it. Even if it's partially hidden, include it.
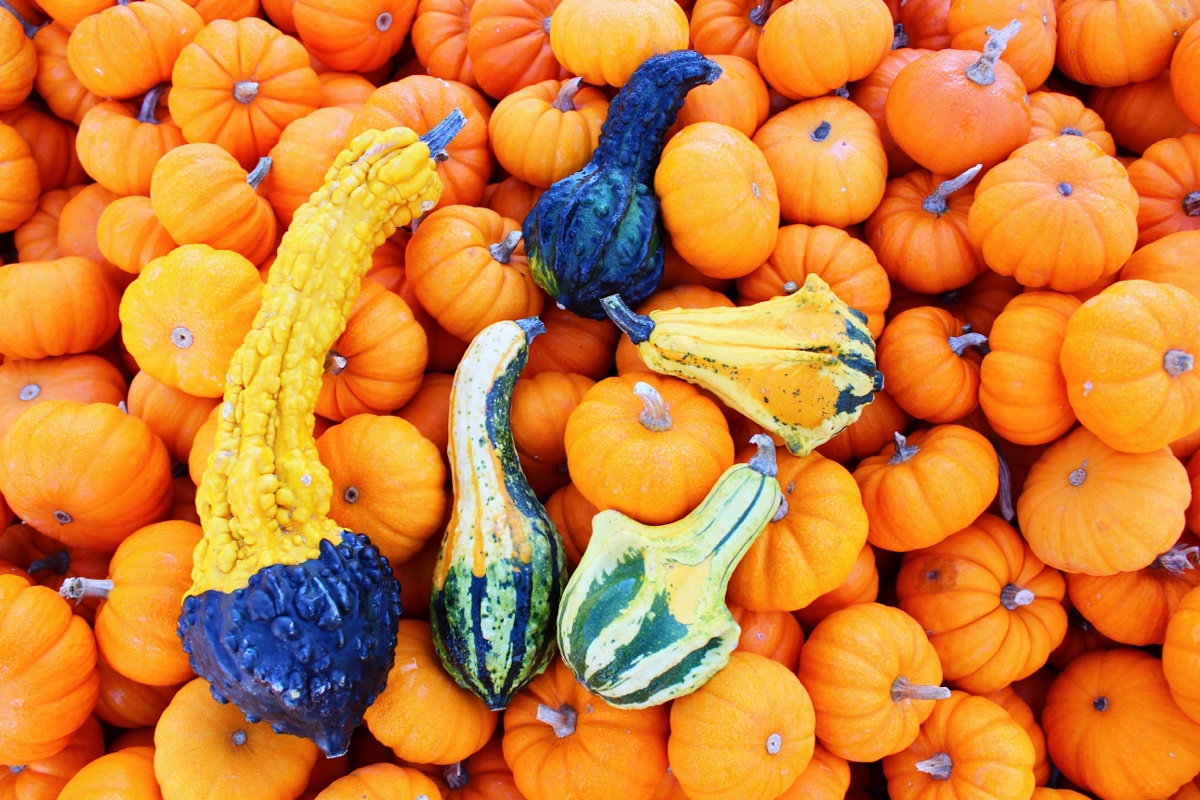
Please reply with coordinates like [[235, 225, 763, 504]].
[[591, 53, 722, 185]]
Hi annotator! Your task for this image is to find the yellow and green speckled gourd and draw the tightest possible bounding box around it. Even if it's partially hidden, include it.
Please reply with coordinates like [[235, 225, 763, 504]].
[[557, 435, 783, 709], [177, 111, 467, 758], [431, 317, 568, 710], [600, 274, 883, 456]]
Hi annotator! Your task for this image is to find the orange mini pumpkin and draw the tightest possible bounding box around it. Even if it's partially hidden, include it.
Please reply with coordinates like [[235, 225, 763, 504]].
[[263, 107, 354, 226], [466, 0, 568, 100], [793, 542, 880, 628], [1060, 279, 1200, 453], [0, 354, 127, 443], [882, 690, 1036, 800], [169, 17, 322, 170], [1174, 22, 1200, 127], [93, 650, 183, 729], [32, 23, 102, 126], [979, 291, 1081, 445], [876, 306, 988, 423], [983, 686, 1050, 786], [0, 574, 99, 764], [57, 745, 162, 800], [14, 185, 82, 262], [0, 119, 38, 232], [1, 101, 87, 193], [669, 652, 816, 800], [549, 0, 688, 87], [753, 96, 886, 228], [0, 714, 103, 799], [395, 372, 453, 472], [0, 258, 120, 360], [316, 281, 428, 420], [510, 371, 594, 498], [897, 513, 1067, 694], [1128, 133, 1200, 247], [689, 0, 783, 65], [1120, 230, 1200, 298], [412, 0, 477, 88], [728, 603, 804, 670], [523, 303, 620, 381], [1164, 585, 1200, 723], [315, 764, 442, 800], [95, 195, 178, 276], [757, 0, 892, 99], [489, 77, 608, 188], [798, 603, 950, 762], [293, 0, 418, 72], [405, 205, 544, 342], [564, 373, 735, 525], [670, 53, 770, 138], [968, 137, 1139, 292], [1027, 91, 1116, 155], [864, 166, 985, 295], [364, 619, 497, 765], [1043, 648, 1200, 800], [126, 370, 219, 465], [1089, 69, 1200, 155], [76, 87, 185, 197], [502, 658, 670, 800], [886, 25, 1032, 176], [729, 447, 868, 611], [846, 46, 932, 178], [774, 742, 850, 800], [543, 482, 597, 568], [1017, 425, 1190, 576], [946, 0, 1057, 91], [816, 388, 908, 464], [482, 176, 545, 224], [316, 414, 446, 565], [1055, 0, 1196, 88], [854, 424, 999, 552]]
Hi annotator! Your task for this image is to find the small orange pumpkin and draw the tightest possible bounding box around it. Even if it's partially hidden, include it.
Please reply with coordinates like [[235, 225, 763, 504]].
[[510, 371, 594, 498], [548, 0, 688, 87], [523, 304, 620, 380], [0, 714, 103, 799], [982, 686, 1051, 786], [543, 482, 597, 569], [293, 0, 418, 73], [0, 119, 38, 232], [671, 53, 770, 138], [126, 371, 219, 466], [728, 603, 804, 670], [1120, 230, 1200, 298], [0, 354, 127, 443], [0, 258, 120, 361], [95, 195, 178, 276], [846, 46, 932, 177], [793, 542, 880, 629], [412, 0, 477, 88], [1027, 91, 1116, 155], [1163, 585, 1200, 724], [466, 0, 568, 100], [262, 106, 355, 226], [1055, 0, 1196, 87], [946, 0, 1057, 91], [13, 185, 83, 262], [1089, 69, 1200, 155], [875, 306, 988, 423], [0, 101, 87, 193], [57, 745, 162, 800], [774, 742, 850, 800], [1127, 133, 1200, 247], [93, 649, 183, 729], [816, 388, 909, 464], [489, 77, 608, 188], [76, 87, 185, 197], [31, 23, 102, 126], [1174, 22, 1200, 127], [314, 764, 443, 800]]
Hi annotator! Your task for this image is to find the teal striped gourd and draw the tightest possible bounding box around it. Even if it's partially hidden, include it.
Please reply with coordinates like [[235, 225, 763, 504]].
[[430, 317, 567, 710], [556, 435, 784, 709]]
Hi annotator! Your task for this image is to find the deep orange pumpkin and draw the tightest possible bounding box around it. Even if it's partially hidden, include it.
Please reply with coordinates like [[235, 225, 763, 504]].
[[466, 0, 567, 100], [510, 371, 594, 498], [262, 106, 355, 226], [1128, 133, 1200, 247], [0, 354, 127, 443], [876, 306, 987, 423]]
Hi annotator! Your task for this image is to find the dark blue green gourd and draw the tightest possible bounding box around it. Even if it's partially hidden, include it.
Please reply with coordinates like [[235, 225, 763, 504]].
[[523, 50, 722, 319]]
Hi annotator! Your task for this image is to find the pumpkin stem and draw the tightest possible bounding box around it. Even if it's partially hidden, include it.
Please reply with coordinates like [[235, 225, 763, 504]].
[[536, 703, 578, 738], [1069, 460, 1087, 487], [515, 316, 547, 344], [490, 230, 523, 264], [634, 381, 672, 432], [552, 77, 584, 112], [994, 440, 1015, 521], [443, 762, 469, 790], [811, 121, 832, 142], [0, 0, 41, 38], [832, 84, 849, 99], [58, 577, 113, 603], [948, 329, 988, 357], [891, 676, 951, 702], [915, 752, 954, 781], [1061, 126, 1084, 137], [600, 293, 656, 345], [1155, 543, 1199, 574], [375, 11, 392, 31], [888, 432, 919, 465], [922, 164, 983, 217], [17, 382, 39, 400], [748, 434, 780, 478], [892, 22, 909, 49], [765, 733, 782, 755], [27, 550, 70, 575], [1183, 191, 1200, 217], [782, 281, 799, 295], [171, 325, 194, 349], [749, 0, 772, 26], [246, 156, 272, 189], [53, 510, 73, 524], [965, 19, 1022, 86], [233, 80, 259, 104], [138, 84, 167, 125], [231, 730, 248, 746], [419, 108, 468, 160], [542, 15, 551, 33], [1164, 349, 1195, 377], [1093, 696, 1109, 712], [324, 351, 347, 375], [1000, 583, 1036, 610]]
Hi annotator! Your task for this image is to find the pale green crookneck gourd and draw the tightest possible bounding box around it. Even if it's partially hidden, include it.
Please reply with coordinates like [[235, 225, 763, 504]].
[[431, 317, 568, 710], [177, 111, 467, 758], [600, 274, 883, 456], [557, 434, 784, 709]]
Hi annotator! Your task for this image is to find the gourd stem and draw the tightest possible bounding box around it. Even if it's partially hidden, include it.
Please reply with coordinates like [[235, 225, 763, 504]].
[[916, 752, 954, 781], [0, 0, 41, 37], [1155, 543, 1199, 574], [748, 434, 779, 478], [246, 156, 272, 189], [1184, 191, 1200, 217], [922, 164, 983, 216], [59, 577, 113, 602], [888, 432, 919, 465], [233, 80, 259, 104], [27, 550, 70, 575], [552, 77, 584, 112], [1164, 349, 1195, 377], [772, 497, 789, 522], [965, 20, 1021, 86], [489, 230, 523, 264], [749, 0, 772, 26], [1000, 583, 1035, 610], [231, 730, 247, 746], [948, 331, 988, 357], [138, 84, 167, 125], [600, 294, 655, 345], [515, 316, 547, 343], [994, 441, 1015, 521], [782, 281, 799, 295], [892, 22, 909, 49], [633, 381, 672, 432], [419, 109, 468, 159], [536, 703, 578, 738], [891, 676, 951, 702], [443, 762, 469, 790]]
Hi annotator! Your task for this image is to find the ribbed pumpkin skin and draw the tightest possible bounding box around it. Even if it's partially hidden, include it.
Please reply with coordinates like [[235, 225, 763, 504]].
[[557, 446, 782, 709], [524, 50, 722, 318], [431, 318, 567, 711]]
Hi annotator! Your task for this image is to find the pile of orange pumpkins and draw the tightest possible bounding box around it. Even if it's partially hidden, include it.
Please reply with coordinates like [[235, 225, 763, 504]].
[[2, 0, 1200, 798]]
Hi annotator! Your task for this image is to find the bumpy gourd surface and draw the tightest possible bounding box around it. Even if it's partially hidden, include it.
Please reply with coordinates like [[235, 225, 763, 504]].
[[191, 128, 444, 596]]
